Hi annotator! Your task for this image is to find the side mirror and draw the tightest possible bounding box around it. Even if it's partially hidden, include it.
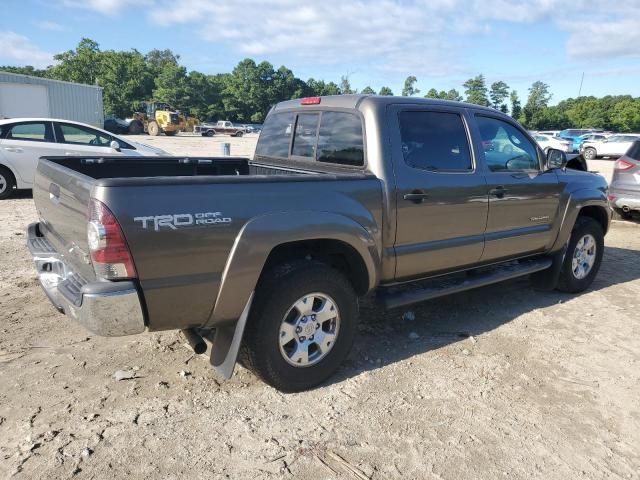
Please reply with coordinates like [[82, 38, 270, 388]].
[[546, 148, 568, 170], [109, 140, 121, 152]]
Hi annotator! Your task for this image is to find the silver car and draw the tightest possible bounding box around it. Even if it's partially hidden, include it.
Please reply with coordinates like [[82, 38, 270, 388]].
[[609, 140, 640, 219]]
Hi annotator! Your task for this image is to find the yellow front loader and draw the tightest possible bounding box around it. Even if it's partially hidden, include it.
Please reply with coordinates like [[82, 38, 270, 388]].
[[128, 102, 187, 136]]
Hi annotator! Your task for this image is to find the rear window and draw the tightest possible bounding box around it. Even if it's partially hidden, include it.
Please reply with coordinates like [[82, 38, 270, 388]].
[[255, 112, 294, 158], [317, 112, 364, 166], [6, 122, 50, 142], [257, 110, 364, 167]]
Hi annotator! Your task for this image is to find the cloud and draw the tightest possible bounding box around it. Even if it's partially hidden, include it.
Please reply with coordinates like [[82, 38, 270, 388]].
[[61, 0, 152, 15], [35, 20, 68, 32], [145, 0, 640, 76], [0, 31, 54, 68]]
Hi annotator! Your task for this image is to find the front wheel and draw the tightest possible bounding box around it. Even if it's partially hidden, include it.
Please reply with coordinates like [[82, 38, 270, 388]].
[[147, 121, 160, 136], [234, 131, 244, 137], [238, 261, 358, 392], [557, 217, 604, 293]]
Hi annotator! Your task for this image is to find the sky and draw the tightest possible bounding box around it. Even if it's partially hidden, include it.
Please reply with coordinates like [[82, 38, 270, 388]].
[[1, 0, 640, 103]]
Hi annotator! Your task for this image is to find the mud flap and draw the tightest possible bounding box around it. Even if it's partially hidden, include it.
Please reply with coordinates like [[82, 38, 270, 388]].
[[530, 246, 567, 291], [209, 292, 254, 379]]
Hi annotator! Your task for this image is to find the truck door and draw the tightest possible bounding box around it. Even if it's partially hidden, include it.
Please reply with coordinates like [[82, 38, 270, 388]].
[[390, 106, 489, 279], [471, 114, 562, 261]]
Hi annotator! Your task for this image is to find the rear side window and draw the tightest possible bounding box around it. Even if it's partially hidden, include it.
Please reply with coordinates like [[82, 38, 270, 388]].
[[626, 140, 640, 160], [6, 122, 52, 142], [398, 111, 472, 171], [317, 112, 364, 166], [255, 112, 294, 158], [291, 113, 319, 158]]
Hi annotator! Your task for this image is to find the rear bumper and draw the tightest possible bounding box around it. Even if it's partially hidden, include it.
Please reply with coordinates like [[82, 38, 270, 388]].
[[27, 222, 146, 337], [609, 188, 640, 211]]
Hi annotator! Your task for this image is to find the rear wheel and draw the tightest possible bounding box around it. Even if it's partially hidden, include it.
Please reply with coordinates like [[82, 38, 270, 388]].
[[234, 131, 244, 137], [205, 130, 215, 137], [583, 147, 597, 160], [148, 121, 160, 136], [239, 261, 358, 392], [557, 217, 604, 293], [0, 167, 16, 200]]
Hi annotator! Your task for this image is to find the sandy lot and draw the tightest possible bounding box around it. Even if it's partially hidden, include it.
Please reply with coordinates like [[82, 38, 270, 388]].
[[1, 135, 639, 479]]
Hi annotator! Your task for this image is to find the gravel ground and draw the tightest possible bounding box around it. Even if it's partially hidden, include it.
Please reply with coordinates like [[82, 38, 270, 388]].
[[1, 135, 639, 479]]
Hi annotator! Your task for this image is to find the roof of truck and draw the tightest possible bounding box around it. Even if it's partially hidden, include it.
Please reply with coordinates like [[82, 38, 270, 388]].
[[272, 94, 501, 114]]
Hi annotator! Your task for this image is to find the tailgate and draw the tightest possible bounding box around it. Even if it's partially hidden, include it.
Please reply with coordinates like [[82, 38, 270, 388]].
[[32, 159, 96, 282]]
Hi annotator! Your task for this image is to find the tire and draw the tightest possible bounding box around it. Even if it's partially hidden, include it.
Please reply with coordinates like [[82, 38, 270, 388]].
[[583, 147, 597, 160], [234, 131, 244, 137], [238, 261, 358, 392], [556, 217, 604, 293], [0, 167, 16, 200], [164, 130, 177, 136], [128, 120, 143, 135], [205, 130, 215, 137], [148, 121, 160, 136]]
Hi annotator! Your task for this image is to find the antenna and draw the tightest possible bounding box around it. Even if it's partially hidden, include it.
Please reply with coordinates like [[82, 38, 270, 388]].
[[578, 72, 585, 97]]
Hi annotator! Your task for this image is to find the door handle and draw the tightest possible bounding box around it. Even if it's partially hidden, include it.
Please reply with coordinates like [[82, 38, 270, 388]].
[[403, 190, 429, 203], [489, 186, 506, 199], [4, 147, 23, 153], [65, 152, 75, 156]]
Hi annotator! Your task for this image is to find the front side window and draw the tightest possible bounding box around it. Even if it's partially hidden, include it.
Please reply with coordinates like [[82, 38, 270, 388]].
[[399, 111, 472, 172], [58, 123, 112, 146], [291, 113, 319, 158], [7, 122, 50, 142], [476, 116, 540, 172], [255, 112, 295, 158], [317, 112, 364, 166]]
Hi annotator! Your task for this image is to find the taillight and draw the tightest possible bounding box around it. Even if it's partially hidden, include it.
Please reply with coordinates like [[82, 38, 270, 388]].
[[608, 194, 617, 202], [87, 199, 137, 279], [615, 158, 634, 170], [301, 96, 321, 105]]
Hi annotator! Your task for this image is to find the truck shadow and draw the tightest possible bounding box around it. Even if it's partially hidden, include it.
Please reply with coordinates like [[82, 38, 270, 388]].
[[10, 190, 33, 199], [327, 245, 640, 387]]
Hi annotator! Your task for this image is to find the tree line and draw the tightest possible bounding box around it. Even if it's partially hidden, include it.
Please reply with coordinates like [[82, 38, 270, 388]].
[[1, 38, 639, 131]]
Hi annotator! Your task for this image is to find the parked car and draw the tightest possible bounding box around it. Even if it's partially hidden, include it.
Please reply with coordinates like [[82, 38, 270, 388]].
[[609, 140, 640, 219], [572, 133, 608, 152], [103, 117, 131, 135], [27, 95, 609, 392], [0, 118, 168, 199], [537, 130, 561, 137], [581, 134, 640, 160], [195, 121, 246, 137], [559, 128, 603, 140], [532, 134, 573, 153]]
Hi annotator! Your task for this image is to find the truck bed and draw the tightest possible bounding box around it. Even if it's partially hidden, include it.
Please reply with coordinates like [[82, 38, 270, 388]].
[[33, 155, 382, 332]]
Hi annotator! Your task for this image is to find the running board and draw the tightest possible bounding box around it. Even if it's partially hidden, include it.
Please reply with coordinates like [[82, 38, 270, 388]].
[[378, 257, 552, 310]]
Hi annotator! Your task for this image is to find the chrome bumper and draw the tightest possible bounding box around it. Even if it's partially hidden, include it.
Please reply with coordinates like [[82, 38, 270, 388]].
[[27, 223, 146, 337]]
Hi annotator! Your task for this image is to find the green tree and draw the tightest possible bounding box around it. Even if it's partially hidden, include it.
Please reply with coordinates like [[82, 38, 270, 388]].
[[510, 90, 522, 120], [402, 75, 420, 96], [361, 86, 376, 95], [445, 89, 462, 101], [424, 88, 441, 99], [99, 49, 151, 117], [0, 65, 48, 77], [379, 86, 394, 96], [522, 81, 552, 127], [306, 78, 340, 96], [489, 81, 510, 110], [463, 75, 489, 106], [339, 75, 354, 94], [49, 38, 101, 85]]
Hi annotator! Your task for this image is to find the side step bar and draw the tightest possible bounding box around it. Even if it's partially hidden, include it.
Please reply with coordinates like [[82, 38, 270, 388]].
[[378, 257, 553, 310]]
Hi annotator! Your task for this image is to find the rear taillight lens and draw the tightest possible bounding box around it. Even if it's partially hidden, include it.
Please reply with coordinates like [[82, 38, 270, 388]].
[[87, 199, 137, 279], [615, 158, 634, 170]]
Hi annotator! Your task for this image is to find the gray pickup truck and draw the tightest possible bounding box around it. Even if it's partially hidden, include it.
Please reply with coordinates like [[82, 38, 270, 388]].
[[27, 95, 610, 392]]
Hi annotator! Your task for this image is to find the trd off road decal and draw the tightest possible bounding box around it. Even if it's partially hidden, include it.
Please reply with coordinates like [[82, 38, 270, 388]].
[[134, 212, 232, 231]]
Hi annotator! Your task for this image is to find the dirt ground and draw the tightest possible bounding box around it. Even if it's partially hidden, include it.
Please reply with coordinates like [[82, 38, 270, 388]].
[[1, 135, 639, 479]]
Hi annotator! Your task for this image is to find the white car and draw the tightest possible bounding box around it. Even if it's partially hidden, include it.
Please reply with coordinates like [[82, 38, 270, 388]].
[[532, 134, 573, 153], [581, 134, 640, 160], [0, 118, 168, 199]]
